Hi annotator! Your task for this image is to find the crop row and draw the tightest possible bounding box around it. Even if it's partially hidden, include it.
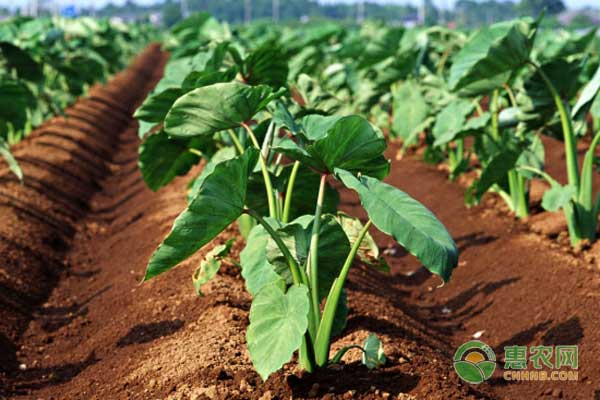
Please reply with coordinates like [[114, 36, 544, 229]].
[[0, 16, 155, 179], [134, 12, 600, 381]]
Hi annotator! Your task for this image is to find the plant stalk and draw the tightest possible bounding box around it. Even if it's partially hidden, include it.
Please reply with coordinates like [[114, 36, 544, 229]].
[[314, 220, 372, 366], [490, 89, 500, 142], [241, 123, 277, 219], [227, 129, 245, 155], [245, 208, 317, 372], [307, 174, 328, 333], [188, 148, 203, 157], [282, 160, 300, 223], [529, 61, 580, 188], [245, 209, 302, 285]]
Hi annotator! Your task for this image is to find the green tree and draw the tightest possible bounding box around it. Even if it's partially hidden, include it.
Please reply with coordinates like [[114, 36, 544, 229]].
[[517, 0, 566, 16], [162, 0, 182, 26]]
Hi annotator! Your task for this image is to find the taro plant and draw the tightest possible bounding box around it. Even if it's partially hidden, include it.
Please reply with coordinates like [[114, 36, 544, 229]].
[[520, 63, 600, 246], [440, 15, 600, 244], [141, 82, 459, 379], [443, 17, 543, 218]]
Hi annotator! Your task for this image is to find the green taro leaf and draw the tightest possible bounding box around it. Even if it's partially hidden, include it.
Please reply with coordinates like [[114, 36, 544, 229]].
[[336, 169, 458, 282], [240, 222, 283, 297], [246, 283, 310, 381], [138, 120, 157, 139], [242, 40, 289, 88], [524, 59, 583, 112], [144, 149, 259, 280], [187, 147, 237, 203], [392, 80, 429, 140], [0, 137, 22, 182], [539, 28, 597, 62], [362, 334, 386, 370], [0, 42, 43, 81], [134, 87, 183, 123], [337, 212, 389, 273], [542, 184, 576, 212], [274, 115, 388, 178], [466, 147, 523, 205], [181, 68, 237, 91], [448, 18, 537, 95], [138, 130, 201, 191], [432, 100, 475, 147], [572, 65, 600, 120], [0, 78, 34, 130], [164, 82, 283, 138], [192, 240, 233, 296], [266, 214, 351, 300]]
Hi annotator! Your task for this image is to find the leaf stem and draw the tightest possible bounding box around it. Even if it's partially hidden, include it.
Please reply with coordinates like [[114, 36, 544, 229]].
[[241, 122, 277, 219], [490, 89, 500, 142], [307, 174, 327, 333], [245, 208, 302, 285], [188, 148, 203, 157], [227, 129, 245, 155], [314, 219, 372, 366], [246, 208, 317, 373], [528, 60, 580, 188], [282, 160, 300, 223]]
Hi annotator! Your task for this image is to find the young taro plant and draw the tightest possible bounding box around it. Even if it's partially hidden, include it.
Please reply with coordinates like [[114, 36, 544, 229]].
[[445, 15, 600, 245], [141, 82, 459, 380], [443, 17, 544, 218]]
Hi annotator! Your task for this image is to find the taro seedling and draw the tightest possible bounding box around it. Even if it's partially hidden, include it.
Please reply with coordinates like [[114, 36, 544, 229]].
[[440, 15, 600, 245], [442, 17, 544, 218], [141, 82, 459, 379]]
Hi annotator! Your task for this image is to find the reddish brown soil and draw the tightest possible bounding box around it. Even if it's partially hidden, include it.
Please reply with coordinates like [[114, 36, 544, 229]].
[[1, 51, 599, 400]]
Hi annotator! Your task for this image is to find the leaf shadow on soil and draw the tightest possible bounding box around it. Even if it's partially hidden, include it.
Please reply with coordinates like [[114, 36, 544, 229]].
[[347, 264, 519, 342], [35, 285, 112, 333], [3, 351, 99, 396], [116, 319, 184, 347], [485, 315, 584, 389], [286, 364, 420, 397], [455, 231, 498, 253]]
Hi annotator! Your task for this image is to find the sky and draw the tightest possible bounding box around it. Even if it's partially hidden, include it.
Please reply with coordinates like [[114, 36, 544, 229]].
[[1, 0, 598, 10]]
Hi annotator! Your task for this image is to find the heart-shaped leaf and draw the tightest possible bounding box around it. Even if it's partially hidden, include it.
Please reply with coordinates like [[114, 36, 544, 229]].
[[273, 115, 388, 178], [431, 100, 475, 147], [266, 214, 351, 300], [524, 59, 583, 112], [144, 148, 259, 280], [134, 87, 183, 123], [362, 334, 386, 369], [542, 184, 576, 212], [192, 240, 233, 296], [0, 137, 22, 182], [247, 283, 310, 381], [187, 147, 237, 203], [465, 147, 523, 205], [448, 18, 537, 95], [242, 40, 289, 88], [337, 213, 389, 273], [0, 42, 43, 81], [165, 82, 284, 138], [336, 169, 457, 282], [392, 80, 429, 141], [138, 130, 201, 191], [240, 222, 284, 297], [572, 65, 600, 120]]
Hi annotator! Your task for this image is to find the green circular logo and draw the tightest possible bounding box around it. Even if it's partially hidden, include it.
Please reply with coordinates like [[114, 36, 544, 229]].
[[453, 340, 496, 384]]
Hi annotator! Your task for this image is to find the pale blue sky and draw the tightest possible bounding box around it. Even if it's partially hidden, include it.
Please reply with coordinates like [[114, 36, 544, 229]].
[[2, 0, 598, 10]]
